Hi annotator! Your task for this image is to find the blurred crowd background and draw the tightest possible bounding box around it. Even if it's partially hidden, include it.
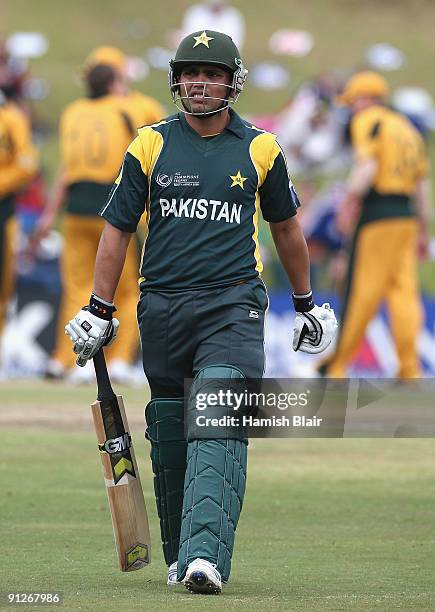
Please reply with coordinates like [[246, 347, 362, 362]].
[[1, 0, 435, 378]]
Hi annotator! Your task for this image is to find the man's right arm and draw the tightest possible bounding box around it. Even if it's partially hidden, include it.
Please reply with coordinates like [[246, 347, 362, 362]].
[[63, 222, 131, 368], [93, 222, 132, 302], [95, 133, 150, 300], [65, 135, 149, 365]]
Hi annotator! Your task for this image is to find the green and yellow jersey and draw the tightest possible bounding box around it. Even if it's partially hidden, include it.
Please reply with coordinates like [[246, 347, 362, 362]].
[[101, 110, 299, 291], [0, 100, 38, 213], [59, 95, 135, 215], [351, 105, 428, 223]]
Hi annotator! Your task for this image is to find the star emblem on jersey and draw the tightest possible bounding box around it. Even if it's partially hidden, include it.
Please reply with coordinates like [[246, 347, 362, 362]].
[[230, 170, 247, 189], [193, 31, 214, 48]]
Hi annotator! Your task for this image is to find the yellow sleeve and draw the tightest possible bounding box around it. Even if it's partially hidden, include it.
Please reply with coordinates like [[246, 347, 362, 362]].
[[58, 106, 69, 160], [58, 104, 70, 139], [249, 131, 277, 187], [143, 97, 166, 124], [129, 92, 166, 127], [351, 111, 381, 162], [0, 105, 38, 198]]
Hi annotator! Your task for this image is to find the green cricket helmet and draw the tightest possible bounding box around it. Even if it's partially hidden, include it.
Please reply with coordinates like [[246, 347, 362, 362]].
[[169, 30, 248, 115]]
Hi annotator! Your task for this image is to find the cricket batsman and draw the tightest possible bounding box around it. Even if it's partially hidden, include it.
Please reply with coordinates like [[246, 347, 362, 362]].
[[64, 31, 337, 593]]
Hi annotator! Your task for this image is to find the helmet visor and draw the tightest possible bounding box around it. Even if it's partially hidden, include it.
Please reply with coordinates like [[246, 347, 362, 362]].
[[170, 78, 236, 116]]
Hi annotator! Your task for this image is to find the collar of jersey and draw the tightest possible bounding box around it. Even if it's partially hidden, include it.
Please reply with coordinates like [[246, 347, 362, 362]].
[[178, 108, 245, 140]]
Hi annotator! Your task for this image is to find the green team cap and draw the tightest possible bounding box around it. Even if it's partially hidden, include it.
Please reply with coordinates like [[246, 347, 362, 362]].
[[171, 30, 242, 74]]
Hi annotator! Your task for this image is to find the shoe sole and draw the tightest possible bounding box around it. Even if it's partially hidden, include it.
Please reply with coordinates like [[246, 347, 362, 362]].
[[184, 571, 221, 595]]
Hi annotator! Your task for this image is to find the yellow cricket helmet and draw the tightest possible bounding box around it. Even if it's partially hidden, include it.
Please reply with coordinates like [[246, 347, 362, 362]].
[[337, 71, 389, 106], [84, 46, 126, 74]]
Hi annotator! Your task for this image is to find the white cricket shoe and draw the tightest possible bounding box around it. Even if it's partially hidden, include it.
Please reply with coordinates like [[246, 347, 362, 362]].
[[167, 561, 179, 586], [183, 558, 222, 595]]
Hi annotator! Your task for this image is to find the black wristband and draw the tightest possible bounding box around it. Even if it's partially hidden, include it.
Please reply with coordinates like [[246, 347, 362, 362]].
[[87, 294, 116, 321], [292, 291, 314, 313]]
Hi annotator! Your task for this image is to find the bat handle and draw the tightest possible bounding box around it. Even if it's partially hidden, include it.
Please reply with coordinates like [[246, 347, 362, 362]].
[[93, 349, 116, 402]]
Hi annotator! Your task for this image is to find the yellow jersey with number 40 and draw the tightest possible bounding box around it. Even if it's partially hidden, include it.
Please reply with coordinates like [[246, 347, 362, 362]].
[[351, 105, 428, 196], [60, 95, 134, 185]]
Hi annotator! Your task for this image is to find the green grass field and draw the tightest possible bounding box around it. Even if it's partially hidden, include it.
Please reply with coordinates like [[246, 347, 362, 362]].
[[1, 382, 434, 610]]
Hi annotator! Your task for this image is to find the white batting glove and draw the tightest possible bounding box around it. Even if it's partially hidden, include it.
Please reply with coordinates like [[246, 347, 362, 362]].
[[65, 295, 119, 367], [292, 292, 338, 354]]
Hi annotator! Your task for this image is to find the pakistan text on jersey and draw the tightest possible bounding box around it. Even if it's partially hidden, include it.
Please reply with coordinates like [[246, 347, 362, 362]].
[[160, 198, 242, 224]]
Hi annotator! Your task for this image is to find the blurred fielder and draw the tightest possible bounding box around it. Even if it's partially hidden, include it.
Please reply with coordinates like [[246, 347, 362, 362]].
[[321, 71, 431, 378], [0, 89, 38, 343], [83, 46, 165, 129], [34, 49, 164, 383], [65, 31, 337, 593]]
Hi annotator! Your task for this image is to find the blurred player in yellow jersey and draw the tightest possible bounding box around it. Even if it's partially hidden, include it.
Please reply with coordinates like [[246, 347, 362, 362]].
[[0, 91, 38, 338], [322, 71, 431, 378], [84, 46, 165, 129], [34, 64, 142, 382]]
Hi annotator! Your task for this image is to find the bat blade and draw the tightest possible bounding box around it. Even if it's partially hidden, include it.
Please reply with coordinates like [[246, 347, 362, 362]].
[[91, 394, 151, 571]]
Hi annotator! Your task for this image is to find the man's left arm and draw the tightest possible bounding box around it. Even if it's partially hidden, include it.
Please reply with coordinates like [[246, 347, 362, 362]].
[[269, 215, 337, 353], [269, 216, 310, 295], [260, 143, 337, 353]]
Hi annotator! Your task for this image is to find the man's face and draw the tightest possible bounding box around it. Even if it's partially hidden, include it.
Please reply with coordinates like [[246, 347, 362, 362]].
[[178, 64, 232, 115], [111, 71, 128, 96]]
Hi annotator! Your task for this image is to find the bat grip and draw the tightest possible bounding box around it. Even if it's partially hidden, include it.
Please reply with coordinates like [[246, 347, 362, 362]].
[[93, 349, 116, 402]]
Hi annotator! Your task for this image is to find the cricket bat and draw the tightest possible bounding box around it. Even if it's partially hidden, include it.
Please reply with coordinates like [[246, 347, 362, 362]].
[[91, 348, 151, 571]]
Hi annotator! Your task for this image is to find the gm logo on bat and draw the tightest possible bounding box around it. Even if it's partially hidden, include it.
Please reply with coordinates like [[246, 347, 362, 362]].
[[99, 433, 132, 454]]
